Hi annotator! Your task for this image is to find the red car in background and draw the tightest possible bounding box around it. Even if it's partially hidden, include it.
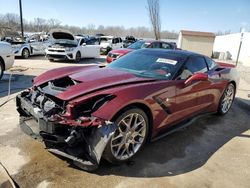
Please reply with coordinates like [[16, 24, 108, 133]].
[[16, 49, 239, 171], [106, 40, 177, 63]]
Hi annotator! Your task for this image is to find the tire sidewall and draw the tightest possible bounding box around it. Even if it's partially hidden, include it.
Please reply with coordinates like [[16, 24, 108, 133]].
[[103, 107, 149, 164], [75, 51, 81, 63]]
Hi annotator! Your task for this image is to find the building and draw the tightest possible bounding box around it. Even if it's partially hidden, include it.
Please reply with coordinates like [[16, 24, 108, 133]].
[[213, 32, 250, 66], [178, 30, 215, 57]]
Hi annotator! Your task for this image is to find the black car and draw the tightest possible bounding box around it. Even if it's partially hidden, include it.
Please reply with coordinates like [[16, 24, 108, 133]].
[[123, 36, 137, 48]]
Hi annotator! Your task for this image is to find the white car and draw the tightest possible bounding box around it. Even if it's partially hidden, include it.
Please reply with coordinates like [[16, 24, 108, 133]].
[[45, 30, 100, 62], [0, 42, 14, 80], [3, 37, 49, 59], [100, 36, 123, 54]]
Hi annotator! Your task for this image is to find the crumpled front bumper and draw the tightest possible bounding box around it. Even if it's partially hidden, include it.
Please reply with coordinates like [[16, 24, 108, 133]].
[[16, 94, 116, 171]]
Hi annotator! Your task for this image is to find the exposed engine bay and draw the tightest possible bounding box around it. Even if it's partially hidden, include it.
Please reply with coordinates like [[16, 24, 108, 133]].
[[16, 77, 117, 171]]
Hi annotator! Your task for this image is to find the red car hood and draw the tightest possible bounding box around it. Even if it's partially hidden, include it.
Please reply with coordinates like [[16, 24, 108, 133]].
[[111, 48, 134, 55], [34, 66, 156, 101]]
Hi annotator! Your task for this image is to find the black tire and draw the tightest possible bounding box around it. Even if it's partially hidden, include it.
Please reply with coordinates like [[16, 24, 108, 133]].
[[75, 51, 81, 63], [22, 48, 30, 59], [49, 59, 54, 62], [106, 47, 112, 55], [0, 61, 4, 80], [217, 83, 235, 115], [103, 107, 149, 164]]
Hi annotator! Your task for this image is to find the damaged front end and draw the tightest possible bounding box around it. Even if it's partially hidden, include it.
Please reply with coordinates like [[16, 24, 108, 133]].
[[16, 83, 116, 171]]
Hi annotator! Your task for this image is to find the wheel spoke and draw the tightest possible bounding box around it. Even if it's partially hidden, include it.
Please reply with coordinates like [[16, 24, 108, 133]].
[[127, 114, 134, 128], [120, 147, 127, 157], [115, 144, 123, 156], [113, 133, 123, 141]]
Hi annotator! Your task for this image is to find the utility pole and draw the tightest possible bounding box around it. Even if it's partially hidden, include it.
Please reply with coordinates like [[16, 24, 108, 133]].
[[19, 0, 24, 39], [236, 28, 244, 66]]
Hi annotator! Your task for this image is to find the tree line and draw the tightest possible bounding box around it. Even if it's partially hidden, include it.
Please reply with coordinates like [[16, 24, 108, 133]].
[[0, 13, 178, 39]]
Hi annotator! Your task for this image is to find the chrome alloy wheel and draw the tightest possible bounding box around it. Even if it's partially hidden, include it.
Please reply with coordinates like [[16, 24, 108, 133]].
[[111, 113, 147, 160], [221, 84, 235, 114]]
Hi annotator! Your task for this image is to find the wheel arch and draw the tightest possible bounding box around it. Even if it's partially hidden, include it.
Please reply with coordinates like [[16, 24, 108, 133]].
[[0, 56, 5, 71], [110, 102, 154, 142], [22, 47, 30, 57], [230, 80, 237, 92]]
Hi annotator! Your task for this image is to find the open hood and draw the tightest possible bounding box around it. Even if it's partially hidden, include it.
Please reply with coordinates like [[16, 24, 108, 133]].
[[49, 29, 75, 40]]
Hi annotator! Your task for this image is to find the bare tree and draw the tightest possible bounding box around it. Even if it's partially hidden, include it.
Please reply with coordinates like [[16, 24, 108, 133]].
[[146, 0, 161, 40], [48, 18, 61, 29], [0, 12, 180, 39]]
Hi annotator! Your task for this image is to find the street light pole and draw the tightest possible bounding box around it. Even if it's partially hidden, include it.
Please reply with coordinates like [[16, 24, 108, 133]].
[[236, 28, 244, 66], [19, 0, 24, 39]]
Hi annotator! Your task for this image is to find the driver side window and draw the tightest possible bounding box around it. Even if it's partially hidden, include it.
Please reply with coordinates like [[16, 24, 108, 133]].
[[178, 56, 208, 80], [80, 39, 86, 46]]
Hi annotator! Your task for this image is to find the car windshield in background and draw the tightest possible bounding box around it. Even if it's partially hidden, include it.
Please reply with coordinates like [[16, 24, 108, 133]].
[[128, 40, 149, 49], [100, 38, 112, 43], [53, 39, 78, 47], [108, 50, 184, 80]]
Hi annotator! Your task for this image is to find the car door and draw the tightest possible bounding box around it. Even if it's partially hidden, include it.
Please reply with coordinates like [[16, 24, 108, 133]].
[[79, 38, 88, 58], [112, 38, 119, 50], [81, 38, 100, 58], [29, 41, 41, 55], [118, 38, 123, 48], [191, 56, 215, 111], [173, 56, 211, 121]]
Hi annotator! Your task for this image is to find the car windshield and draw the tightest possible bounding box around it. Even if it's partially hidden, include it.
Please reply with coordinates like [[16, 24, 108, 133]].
[[53, 39, 78, 47], [128, 40, 149, 49], [100, 37, 112, 43], [108, 50, 185, 80]]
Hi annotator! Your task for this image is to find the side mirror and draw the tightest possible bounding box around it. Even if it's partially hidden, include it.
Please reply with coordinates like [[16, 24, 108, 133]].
[[184, 73, 208, 85], [82, 43, 86, 46]]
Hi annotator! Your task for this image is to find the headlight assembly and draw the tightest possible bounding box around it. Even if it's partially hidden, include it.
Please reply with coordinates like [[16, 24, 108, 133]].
[[65, 47, 75, 52]]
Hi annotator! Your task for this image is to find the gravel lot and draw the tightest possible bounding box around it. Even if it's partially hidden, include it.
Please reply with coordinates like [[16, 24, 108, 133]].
[[0, 56, 250, 188]]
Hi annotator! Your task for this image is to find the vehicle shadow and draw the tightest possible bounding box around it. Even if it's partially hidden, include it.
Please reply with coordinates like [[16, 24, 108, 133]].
[[0, 74, 34, 98], [95, 100, 250, 178], [15, 55, 47, 60]]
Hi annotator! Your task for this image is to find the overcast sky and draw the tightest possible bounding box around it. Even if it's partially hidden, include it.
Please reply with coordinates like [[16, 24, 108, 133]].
[[0, 0, 250, 33]]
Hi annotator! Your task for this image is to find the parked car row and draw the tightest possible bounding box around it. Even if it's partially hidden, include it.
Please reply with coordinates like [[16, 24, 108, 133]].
[[107, 39, 178, 63], [0, 29, 179, 67]]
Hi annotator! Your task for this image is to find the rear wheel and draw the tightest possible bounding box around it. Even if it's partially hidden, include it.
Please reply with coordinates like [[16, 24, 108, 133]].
[[217, 83, 235, 115], [75, 51, 81, 63], [49, 59, 54, 62], [22, 48, 30, 59], [0, 61, 4, 80], [103, 108, 149, 164]]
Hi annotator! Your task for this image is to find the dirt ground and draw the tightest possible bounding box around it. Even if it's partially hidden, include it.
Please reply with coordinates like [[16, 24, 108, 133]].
[[0, 56, 250, 188]]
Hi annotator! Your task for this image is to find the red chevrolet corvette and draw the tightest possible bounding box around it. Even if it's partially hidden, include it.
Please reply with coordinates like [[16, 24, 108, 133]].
[[16, 49, 239, 171]]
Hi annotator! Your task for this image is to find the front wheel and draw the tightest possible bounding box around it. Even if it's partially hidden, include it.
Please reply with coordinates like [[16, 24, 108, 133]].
[[103, 108, 149, 164], [22, 48, 30, 59], [75, 51, 81, 63], [217, 83, 235, 115]]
